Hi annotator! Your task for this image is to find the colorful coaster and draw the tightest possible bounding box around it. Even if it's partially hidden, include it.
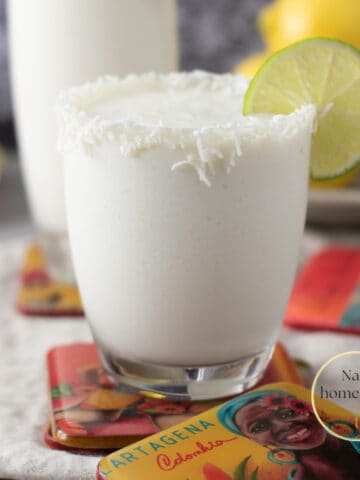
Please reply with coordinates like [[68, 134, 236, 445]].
[[46, 342, 303, 452], [285, 247, 360, 334], [16, 244, 83, 316], [97, 470, 103, 480], [97, 382, 360, 480], [44, 424, 111, 455]]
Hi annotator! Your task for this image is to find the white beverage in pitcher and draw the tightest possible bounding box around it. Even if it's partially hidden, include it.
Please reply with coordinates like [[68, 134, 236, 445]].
[[58, 72, 315, 399], [8, 0, 178, 281]]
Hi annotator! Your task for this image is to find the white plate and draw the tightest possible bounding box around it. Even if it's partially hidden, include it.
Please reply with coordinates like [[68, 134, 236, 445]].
[[307, 188, 360, 225]]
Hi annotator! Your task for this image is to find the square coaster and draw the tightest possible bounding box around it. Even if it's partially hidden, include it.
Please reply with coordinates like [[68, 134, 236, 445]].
[[285, 247, 360, 333], [44, 423, 110, 455], [46, 342, 303, 452], [97, 382, 360, 480], [16, 244, 83, 316]]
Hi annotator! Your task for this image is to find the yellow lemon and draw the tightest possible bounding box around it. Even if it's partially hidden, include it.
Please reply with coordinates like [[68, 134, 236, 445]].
[[259, 0, 360, 53], [234, 50, 271, 78]]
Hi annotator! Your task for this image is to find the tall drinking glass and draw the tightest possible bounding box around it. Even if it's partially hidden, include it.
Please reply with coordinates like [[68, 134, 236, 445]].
[[59, 72, 315, 400], [8, 0, 178, 282]]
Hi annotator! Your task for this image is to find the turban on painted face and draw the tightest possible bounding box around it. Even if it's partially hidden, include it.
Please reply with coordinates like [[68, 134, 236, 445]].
[[217, 389, 295, 435]]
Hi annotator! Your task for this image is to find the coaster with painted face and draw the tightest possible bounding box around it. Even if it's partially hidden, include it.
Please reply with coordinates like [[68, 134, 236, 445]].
[[97, 382, 360, 480]]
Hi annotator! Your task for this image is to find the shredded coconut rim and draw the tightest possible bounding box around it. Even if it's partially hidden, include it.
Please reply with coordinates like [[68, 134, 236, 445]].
[[57, 71, 316, 185]]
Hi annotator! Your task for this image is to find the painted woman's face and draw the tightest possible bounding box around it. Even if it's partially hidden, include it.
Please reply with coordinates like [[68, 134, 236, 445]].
[[235, 398, 326, 450]]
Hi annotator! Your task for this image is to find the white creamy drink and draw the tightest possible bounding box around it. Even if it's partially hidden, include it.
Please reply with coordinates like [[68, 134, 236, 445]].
[[59, 72, 315, 399], [8, 0, 178, 280]]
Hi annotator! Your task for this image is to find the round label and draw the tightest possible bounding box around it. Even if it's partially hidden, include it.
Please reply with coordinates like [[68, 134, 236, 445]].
[[311, 351, 360, 442]]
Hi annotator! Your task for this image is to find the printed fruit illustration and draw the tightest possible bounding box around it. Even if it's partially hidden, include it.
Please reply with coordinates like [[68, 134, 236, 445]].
[[203, 463, 231, 480], [82, 389, 140, 410], [233, 456, 259, 480]]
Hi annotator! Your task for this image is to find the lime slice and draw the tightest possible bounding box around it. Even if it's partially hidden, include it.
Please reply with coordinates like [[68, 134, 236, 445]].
[[243, 38, 360, 180]]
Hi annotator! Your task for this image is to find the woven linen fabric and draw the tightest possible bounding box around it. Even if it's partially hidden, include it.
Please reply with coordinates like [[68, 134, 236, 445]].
[[0, 240, 99, 480]]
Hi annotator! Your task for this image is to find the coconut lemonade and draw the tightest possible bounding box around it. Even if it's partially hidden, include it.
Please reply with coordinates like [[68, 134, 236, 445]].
[[58, 72, 314, 398]]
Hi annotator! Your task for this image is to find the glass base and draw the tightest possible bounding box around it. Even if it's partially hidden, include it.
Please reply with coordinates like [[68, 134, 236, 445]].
[[39, 230, 75, 284], [98, 345, 275, 401]]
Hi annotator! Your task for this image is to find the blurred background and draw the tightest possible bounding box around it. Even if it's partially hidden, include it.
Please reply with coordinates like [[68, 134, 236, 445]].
[[1, 0, 360, 233], [0, 0, 267, 146]]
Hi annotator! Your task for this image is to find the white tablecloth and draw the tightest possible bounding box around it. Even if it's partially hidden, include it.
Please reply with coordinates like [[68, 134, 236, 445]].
[[0, 160, 360, 479]]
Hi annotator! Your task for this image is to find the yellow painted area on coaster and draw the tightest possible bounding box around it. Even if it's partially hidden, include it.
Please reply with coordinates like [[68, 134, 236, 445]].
[[98, 382, 360, 480], [17, 244, 83, 316]]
